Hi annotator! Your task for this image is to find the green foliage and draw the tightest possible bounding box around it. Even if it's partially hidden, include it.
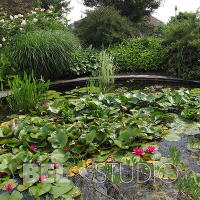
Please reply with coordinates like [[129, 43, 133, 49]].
[[177, 172, 200, 199], [7, 73, 49, 111], [72, 48, 99, 76], [0, 53, 14, 83], [0, 7, 68, 48], [110, 37, 165, 72], [97, 50, 115, 91], [1, 87, 200, 199], [84, 0, 162, 22], [8, 30, 80, 80], [163, 12, 200, 79], [75, 6, 134, 48]]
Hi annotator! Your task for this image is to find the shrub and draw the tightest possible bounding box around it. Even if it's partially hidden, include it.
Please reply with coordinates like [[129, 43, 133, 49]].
[[8, 30, 80, 80], [0, 7, 68, 48], [163, 12, 200, 79], [109, 37, 165, 72], [7, 73, 49, 111], [72, 48, 100, 77], [75, 6, 134, 48]]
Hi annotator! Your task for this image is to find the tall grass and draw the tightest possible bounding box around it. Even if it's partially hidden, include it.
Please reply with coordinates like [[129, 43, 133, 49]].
[[7, 73, 49, 111], [9, 30, 80, 80], [98, 50, 115, 92]]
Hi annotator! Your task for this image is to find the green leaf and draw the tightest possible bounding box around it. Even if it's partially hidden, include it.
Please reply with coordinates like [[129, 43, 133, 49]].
[[0, 193, 10, 200], [29, 183, 52, 197], [164, 132, 181, 141], [9, 191, 23, 200], [48, 129, 68, 149], [51, 149, 70, 163], [50, 181, 74, 198]]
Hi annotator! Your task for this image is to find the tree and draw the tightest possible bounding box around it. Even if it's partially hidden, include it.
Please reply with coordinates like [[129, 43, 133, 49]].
[[163, 12, 200, 79], [75, 6, 134, 48], [83, 0, 162, 22], [35, 0, 70, 13]]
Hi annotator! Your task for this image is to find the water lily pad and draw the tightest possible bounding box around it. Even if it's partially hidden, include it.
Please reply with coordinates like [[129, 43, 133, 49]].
[[50, 181, 74, 198], [29, 183, 52, 197]]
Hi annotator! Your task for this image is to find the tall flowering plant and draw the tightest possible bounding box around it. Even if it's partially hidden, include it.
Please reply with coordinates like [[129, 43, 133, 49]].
[[0, 5, 69, 49]]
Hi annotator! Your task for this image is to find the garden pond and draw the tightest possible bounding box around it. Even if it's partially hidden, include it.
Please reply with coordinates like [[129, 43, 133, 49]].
[[0, 79, 200, 200]]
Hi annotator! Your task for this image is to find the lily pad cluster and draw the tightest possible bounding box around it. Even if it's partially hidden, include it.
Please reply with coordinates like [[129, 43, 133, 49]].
[[0, 87, 200, 199]]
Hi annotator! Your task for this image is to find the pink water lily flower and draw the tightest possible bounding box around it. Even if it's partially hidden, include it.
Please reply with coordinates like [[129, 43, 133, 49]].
[[132, 147, 145, 156], [39, 174, 46, 182], [29, 145, 37, 151], [42, 103, 49, 106], [5, 184, 14, 191], [53, 163, 60, 168], [145, 146, 158, 154]]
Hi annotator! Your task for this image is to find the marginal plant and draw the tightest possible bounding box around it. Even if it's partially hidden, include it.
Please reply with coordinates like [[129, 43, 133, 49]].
[[98, 50, 115, 92], [7, 73, 49, 111]]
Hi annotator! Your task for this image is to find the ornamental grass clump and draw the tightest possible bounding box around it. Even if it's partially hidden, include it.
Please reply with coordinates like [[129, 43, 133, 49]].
[[98, 50, 116, 92], [8, 30, 80, 80], [7, 73, 49, 111]]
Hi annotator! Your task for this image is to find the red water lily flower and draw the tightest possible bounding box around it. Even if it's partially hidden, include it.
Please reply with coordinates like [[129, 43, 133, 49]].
[[145, 146, 158, 154], [42, 103, 49, 106], [39, 174, 46, 182], [29, 145, 37, 151], [132, 147, 145, 156], [55, 120, 62, 124], [5, 184, 14, 191], [0, 172, 6, 177]]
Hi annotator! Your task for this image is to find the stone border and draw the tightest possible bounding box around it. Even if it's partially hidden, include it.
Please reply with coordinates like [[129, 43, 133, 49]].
[[1, 74, 200, 99]]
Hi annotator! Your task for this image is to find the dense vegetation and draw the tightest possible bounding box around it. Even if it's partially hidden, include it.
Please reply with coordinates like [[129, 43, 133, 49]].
[[75, 6, 134, 48], [109, 37, 165, 72], [0, 1, 200, 199], [0, 86, 200, 199]]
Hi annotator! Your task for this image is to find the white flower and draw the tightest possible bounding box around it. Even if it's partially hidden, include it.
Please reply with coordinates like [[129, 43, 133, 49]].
[[0, 44, 2, 48], [33, 18, 38, 22], [61, 7, 65, 11], [19, 28, 23, 31], [47, 10, 53, 13], [49, 5, 54, 9], [31, 11, 37, 14], [0, 19, 5, 23], [10, 15, 14, 20], [18, 14, 23, 18], [35, 8, 39, 11], [14, 15, 19, 19], [40, 8, 45, 12], [2, 37, 6, 42], [21, 20, 26, 26]]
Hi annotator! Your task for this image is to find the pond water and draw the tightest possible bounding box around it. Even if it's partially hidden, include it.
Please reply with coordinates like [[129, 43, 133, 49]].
[[0, 79, 200, 200]]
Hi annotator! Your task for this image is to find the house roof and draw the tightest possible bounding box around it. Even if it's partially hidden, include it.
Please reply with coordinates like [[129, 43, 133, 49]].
[[148, 16, 164, 25]]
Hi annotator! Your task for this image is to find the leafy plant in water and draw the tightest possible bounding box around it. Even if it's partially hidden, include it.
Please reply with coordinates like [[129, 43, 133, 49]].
[[7, 73, 49, 111]]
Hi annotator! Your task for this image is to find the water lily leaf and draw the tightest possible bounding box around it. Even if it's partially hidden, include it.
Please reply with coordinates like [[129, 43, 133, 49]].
[[50, 181, 74, 198], [48, 129, 68, 149], [29, 183, 52, 197], [62, 186, 81, 199], [0, 193, 10, 200], [9, 191, 23, 200], [51, 149, 70, 163], [164, 132, 181, 141], [17, 184, 29, 192]]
